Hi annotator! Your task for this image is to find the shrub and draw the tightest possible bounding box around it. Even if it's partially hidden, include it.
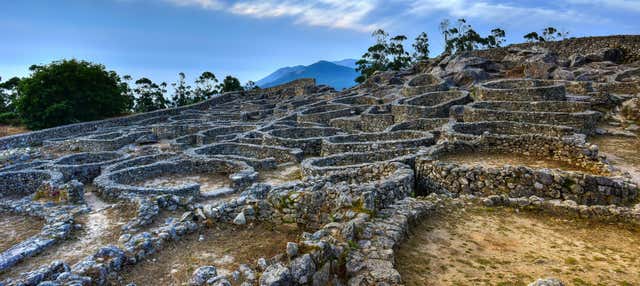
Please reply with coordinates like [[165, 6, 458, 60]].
[[16, 59, 130, 129]]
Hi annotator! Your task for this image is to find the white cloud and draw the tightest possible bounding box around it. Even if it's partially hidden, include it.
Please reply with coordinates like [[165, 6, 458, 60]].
[[161, 0, 616, 32], [567, 0, 640, 12], [165, 0, 224, 10], [407, 0, 594, 24], [229, 0, 380, 32]]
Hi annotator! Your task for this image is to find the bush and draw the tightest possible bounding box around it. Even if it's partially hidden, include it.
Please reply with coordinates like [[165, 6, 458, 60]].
[[0, 112, 20, 125], [16, 59, 130, 130]]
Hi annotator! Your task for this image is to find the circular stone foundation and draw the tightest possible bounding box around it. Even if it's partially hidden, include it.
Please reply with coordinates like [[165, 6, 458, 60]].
[[401, 74, 449, 97], [186, 142, 303, 169], [52, 152, 130, 183], [263, 127, 345, 155], [95, 158, 256, 197], [302, 148, 424, 177], [392, 91, 471, 122], [0, 170, 64, 199], [476, 79, 566, 101], [320, 131, 435, 156], [415, 143, 637, 205]]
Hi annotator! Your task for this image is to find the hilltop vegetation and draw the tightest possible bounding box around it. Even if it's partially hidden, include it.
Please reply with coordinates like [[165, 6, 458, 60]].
[[0, 60, 253, 130], [355, 18, 568, 83]]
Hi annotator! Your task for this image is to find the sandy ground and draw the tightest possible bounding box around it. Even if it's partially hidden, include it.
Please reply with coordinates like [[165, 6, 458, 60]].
[[114, 223, 301, 286], [396, 205, 640, 286]]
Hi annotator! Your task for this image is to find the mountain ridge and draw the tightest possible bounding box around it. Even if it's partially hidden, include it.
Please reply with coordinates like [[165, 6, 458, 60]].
[[256, 59, 358, 90]]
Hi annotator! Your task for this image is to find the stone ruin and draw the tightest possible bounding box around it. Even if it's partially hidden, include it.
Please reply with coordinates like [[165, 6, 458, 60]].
[[0, 35, 639, 285]]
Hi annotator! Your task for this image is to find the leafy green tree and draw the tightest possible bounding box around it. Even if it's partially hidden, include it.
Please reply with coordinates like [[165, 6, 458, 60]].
[[244, 81, 259, 90], [441, 18, 506, 54], [355, 29, 415, 83], [193, 71, 218, 102], [0, 76, 21, 113], [0, 76, 21, 125], [356, 29, 391, 83], [16, 59, 130, 129], [171, 72, 193, 107], [524, 32, 542, 43], [524, 27, 570, 42], [133, 77, 168, 112], [412, 32, 430, 61], [439, 19, 451, 44], [217, 76, 243, 93], [542, 27, 569, 41], [484, 28, 506, 48], [387, 35, 412, 70], [120, 75, 135, 112]]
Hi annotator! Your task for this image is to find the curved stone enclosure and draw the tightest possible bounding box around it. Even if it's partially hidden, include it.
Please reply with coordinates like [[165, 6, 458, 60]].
[[320, 131, 435, 156], [441, 128, 607, 173], [320, 162, 415, 211], [43, 131, 151, 152], [194, 125, 257, 145], [51, 152, 130, 183], [401, 74, 449, 97], [331, 95, 382, 106], [415, 142, 638, 205], [476, 79, 566, 101], [301, 148, 425, 177], [102, 153, 179, 173], [460, 101, 601, 133], [392, 91, 471, 122], [0, 170, 64, 198], [186, 142, 303, 169], [95, 157, 256, 197], [263, 127, 345, 155], [385, 118, 450, 133], [443, 121, 578, 140], [297, 104, 361, 125]]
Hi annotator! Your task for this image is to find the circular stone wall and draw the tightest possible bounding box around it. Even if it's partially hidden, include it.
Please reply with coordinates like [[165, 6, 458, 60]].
[[320, 131, 435, 156], [401, 74, 449, 97], [476, 79, 566, 101]]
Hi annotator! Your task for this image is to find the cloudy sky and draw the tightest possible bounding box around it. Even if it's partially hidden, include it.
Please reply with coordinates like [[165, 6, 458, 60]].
[[1, 0, 639, 85]]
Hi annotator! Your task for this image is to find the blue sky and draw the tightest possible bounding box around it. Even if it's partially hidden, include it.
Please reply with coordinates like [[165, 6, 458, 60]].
[[1, 0, 639, 85]]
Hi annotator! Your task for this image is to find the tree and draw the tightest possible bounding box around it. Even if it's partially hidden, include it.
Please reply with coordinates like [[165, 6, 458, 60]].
[[484, 28, 506, 48], [439, 19, 451, 43], [387, 35, 412, 70], [133, 77, 168, 112], [412, 32, 430, 61], [171, 72, 193, 107], [524, 27, 570, 42], [120, 75, 135, 112], [15, 59, 130, 129], [441, 18, 506, 54], [217, 76, 243, 93], [244, 81, 259, 90], [355, 29, 414, 83], [193, 71, 218, 102], [356, 29, 391, 83], [0, 76, 21, 113], [0, 76, 21, 125], [524, 32, 541, 43]]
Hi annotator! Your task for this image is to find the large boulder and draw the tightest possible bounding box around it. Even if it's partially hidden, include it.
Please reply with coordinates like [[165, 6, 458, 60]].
[[528, 278, 565, 286], [621, 97, 640, 123], [189, 266, 218, 286], [290, 254, 316, 284], [259, 263, 292, 286]]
